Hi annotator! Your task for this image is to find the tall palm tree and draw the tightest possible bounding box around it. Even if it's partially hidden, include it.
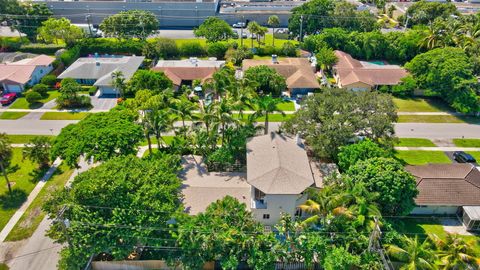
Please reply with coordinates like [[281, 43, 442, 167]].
[[344, 183, 381, 230], [386, 235, 435, 270], [0, 133, 12, 193], [421, 23, 446, 50], [212, 99, 236, 145], [430, 233, 480, 270], [252, 95, 285, 135], [172, 94, 198, 135], [111, 70, 126, 98], [267, 15, 280, 47]]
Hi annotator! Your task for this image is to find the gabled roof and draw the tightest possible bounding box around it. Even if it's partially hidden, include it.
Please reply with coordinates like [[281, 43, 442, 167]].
[[58, 56, 144, 86], [242, 58, 320, 89], [406, 164, 480, 206], [333, 50, 408, 87], [0, 54, 54, 85], [246, 133, 314, 195], [152, 66, 218, 86]]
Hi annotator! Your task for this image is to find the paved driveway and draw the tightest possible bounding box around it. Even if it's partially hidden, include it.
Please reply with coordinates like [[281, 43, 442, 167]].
[[90, 96, 117, 111]]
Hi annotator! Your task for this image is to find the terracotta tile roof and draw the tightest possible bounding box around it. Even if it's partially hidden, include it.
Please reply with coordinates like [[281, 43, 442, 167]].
[[246, 132, 314, 194], [151, 66, 218, 86], [333, 50, 408, 87], [242, 58, 320, 89], [406, 164, 480, 206], [0, 54, 54, 84]]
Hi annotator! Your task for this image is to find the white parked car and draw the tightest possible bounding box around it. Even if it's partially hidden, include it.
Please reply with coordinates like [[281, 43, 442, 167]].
[[233, 22, 246, 28]]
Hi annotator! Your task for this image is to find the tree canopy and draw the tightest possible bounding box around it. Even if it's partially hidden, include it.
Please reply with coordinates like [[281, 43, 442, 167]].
[[282, 88, 397, 160], [38, 17, 83, 46], [51, 111, 143, 167], [243, 65, 286, 96], [126, 70, 173, 96], [44, 155, 183, 269], [347, 157, 418, 216], [400, 1, 459, 27], [337, 139, 392, 172], [10, 2, 52, 41], [194, 16, 234, 43], [100, 10, 158, 39]]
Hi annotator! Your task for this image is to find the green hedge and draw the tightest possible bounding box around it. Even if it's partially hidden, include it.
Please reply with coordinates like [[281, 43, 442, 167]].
[[18, 43, 65, 55], [60, 46, 80, 66], [0, 37, 26, 52], [78, 39, 144, 56]]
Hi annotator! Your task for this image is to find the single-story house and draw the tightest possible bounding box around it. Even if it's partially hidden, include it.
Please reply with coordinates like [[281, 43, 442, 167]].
[[242, 57, 320, 97], [152, 58, 225, 90], [406, 164, 480, 218], [333, 50, 408, 91], [58, 55, 144, 96], [180, 133, 328, 226], [0, 54, 55, 93]]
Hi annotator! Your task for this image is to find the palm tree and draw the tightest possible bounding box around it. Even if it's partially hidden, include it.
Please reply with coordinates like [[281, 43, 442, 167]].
[[386, 235, 435, 270], [430, 233, 480, 270], [0, 133, 12, 193], [172, 94, 198, 135], [267, 15, 280, 47], [421, 23, 446, 50], [252, 95, 285, 135], [344, 183, 381, 230], [111, 70, 126, 98], [212, 99, 236, 145]]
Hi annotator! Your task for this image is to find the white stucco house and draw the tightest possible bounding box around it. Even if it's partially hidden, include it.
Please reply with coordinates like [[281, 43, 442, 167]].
[[58, 55, 144, 96], [0, 54, 55, 93], [180, 132, 325, 226]]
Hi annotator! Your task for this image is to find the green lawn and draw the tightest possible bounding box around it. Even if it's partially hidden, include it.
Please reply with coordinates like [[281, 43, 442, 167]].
[[0, 263, 9, 270], [0, 148, 45, 232], [395, 150, 451, 165], [40, 112, 90, 120], [398, 115, 480, 124], [395, 138, 436, 147], [0, 112, 29, 120], [393, 97, 452, 112], [276, 101, 295, 111], [453, 139, 480, 148], [5, 135, 56, 144], [5, 163, 74, 241], [466, 152, 480, 161], [9, 91, 60, 110], [140, 136, 175, 147]]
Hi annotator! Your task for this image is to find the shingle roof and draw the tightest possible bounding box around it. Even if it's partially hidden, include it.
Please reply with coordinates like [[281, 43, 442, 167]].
[[242, 58, 320, 89], [151, 66, 218, 86], [246, 133, 314, 194], [333, 50, 408, 87], [406, 164, 480, 206], [0, 54, 54, 84], [58, 56, 144, 86]]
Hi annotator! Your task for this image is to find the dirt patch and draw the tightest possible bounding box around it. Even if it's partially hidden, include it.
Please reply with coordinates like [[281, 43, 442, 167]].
[[19, 207, 41, 229]]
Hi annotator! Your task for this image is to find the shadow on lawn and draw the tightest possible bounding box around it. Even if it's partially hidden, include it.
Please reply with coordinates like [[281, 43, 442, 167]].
[[0, 189, 28, 210]]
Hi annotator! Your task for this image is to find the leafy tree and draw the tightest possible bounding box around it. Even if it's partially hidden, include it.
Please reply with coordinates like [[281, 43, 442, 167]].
[[11, 3, 52, 41], [56, 78, 91, 109], [206, 42, 228, 59], [99, 10, 158, 39], [175, 196, 275, 269], [179, 41, 206, 57], [323, 247, 361, 270], [44, 155, 183, 270], [23, 136, 51, 169], [252, 95, 285, 135], [267, 15, 280, 47], [225, 46, 253, 66], [337, 139, 392, 172], [126, 70, 173, 96], [144, 37, 180, 59], [283, 88, 397, 160], [289, 0, 335, 37], [391, 75, 417, 97], [400, 1, 459, 27], [405, 47, 479, 113], [194, 16, 234, 43], [386, 235, 435, 270], [25, 90, 42, 104], [347, 157, 418, 216], [40, 75, 57, 87], [0, 133, 13, 193], [0, 0, 21, 19], [243, 65, 286, 96], [51, 111, 143, 167], [315, 45, 337, 71], [38, 17, 83, 46]]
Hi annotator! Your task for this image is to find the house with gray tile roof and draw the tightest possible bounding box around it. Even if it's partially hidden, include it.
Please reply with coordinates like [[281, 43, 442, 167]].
[[58, 55, 144, 96]]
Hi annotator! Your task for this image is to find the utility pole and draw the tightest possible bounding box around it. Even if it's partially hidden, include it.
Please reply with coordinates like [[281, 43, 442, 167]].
[[57, 206, 74, 254], [240, 15, 245, 47], [86, 13, 93, 37], [299, 15, 304, 42]]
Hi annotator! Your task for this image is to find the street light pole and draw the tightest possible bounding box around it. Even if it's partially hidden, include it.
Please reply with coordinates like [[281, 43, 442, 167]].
[[299, 15, 304, 42]]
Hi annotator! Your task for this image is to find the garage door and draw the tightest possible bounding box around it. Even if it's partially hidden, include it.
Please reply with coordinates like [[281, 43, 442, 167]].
[[6, 84, 23, 93], [99, 87, 118, 96]]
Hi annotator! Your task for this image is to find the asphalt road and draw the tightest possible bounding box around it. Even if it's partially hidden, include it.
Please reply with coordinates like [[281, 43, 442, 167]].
[[0, 120, 78, 135]]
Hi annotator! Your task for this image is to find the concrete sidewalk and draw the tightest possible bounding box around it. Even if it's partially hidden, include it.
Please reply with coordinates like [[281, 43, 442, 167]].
[[0, 158, 62, 243], [395, 146, 480, 151]]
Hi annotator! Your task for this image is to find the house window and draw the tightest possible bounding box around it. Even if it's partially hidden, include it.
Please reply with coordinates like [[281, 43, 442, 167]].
[[254, 188, 265, 201], [263, 214, 270, 219], [295, 208, 302, 217], [40, 69, 43, 74]]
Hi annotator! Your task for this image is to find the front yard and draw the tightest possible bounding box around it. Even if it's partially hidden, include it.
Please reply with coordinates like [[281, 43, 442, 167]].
[[5, 135, 56, 144], [453, 139, 480, 148], [395, 138, 436, 147], [395, 150, 451, 165], [8, 90, 60, 110], [393, 97, 452, 112], [397, 115, 480, 124], [40, 112, 90, 120], [0, 112, 29, 120]]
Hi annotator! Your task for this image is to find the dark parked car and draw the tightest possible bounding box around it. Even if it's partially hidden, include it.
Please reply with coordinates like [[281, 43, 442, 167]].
[[453, 151, 477, 163], [0, 93, 17, 105]]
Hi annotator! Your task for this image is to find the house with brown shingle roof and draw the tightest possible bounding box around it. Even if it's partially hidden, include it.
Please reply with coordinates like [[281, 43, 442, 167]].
[[242, 57, 320, 97], [333, 50, 408, 91], [406, 163, 480, 215], [0, 54, 55, 93], [152, 58, 225, 90]]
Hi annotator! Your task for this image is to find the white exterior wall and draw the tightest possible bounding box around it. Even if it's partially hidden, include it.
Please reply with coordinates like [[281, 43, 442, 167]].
[[28, 65, 54, 86], [251, 191, 308, 226], [410, 206, 459, 215]]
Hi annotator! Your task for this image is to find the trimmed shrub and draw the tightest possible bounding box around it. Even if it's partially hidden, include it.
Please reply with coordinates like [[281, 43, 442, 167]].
[[18, 43, 65, 55], [156, 38, 179, 59], [256, 45, 278, 56], [60, 46, 80, 66], [281, 42, 297, 57], [31, 84, 49, 97], [40, 75, 57, 87], [88, 86, 97, 96], [180, 41, 206, 57], [77, 38, 144, 56], [25, 90, 42, 104], [0, 37, 25, 52], [225, 47, 253, 66], [206, 42, 228, 59]]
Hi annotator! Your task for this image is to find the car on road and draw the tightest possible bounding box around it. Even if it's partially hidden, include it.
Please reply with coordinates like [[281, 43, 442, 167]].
[[233, 22, 246, 28], [453, 151, 477, 163], [0, 93, 17, 105]]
